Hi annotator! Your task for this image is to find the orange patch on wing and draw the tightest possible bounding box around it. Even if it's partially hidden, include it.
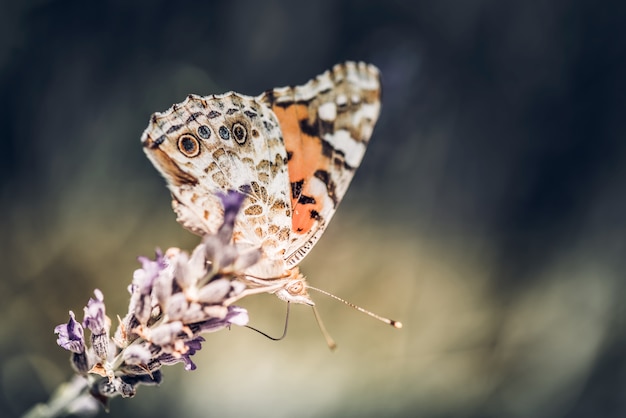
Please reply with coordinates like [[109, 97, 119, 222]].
[[273, 103, 328, 235]]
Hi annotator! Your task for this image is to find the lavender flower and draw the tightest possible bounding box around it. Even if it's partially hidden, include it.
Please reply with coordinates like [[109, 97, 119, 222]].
[[82, 289, 110, 362], [54, 311, 90, 375], [54, 311, 85, 354], [82, 290, 107, 335], [33, 191, 261, 416], [133, 249, 165, 295]]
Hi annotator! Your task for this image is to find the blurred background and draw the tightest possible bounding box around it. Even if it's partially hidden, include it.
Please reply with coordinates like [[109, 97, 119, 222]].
[[2, 0, 626, 417]]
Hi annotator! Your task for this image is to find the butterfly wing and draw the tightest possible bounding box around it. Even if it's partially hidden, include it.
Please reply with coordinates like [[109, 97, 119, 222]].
[[141, 93, 293, 269], [258, 62, 382, 267]]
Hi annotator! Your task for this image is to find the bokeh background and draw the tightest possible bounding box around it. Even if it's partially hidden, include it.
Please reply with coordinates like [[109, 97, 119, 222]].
[[2, 0, 626, 417]]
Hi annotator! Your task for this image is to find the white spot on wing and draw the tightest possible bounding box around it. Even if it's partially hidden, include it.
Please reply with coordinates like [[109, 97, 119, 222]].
[[361, 103, 379, 120], [325, 130, 367, 168], [318, 102, 337, 122], [336, 94, 348, 106]]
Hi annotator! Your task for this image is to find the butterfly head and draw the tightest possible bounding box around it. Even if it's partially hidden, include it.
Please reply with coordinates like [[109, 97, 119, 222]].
[[274, 276, 314, 306], [246, 267, 314, 306]]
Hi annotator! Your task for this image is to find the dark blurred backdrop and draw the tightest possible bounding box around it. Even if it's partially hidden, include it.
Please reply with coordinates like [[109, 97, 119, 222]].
[[2, 1, 626, 417]]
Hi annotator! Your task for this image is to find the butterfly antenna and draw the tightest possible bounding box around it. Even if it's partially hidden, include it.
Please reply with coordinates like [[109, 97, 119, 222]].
[[312, 305, 338, 351], [307, 285, 403, 329], [245, 302, 291, 341]]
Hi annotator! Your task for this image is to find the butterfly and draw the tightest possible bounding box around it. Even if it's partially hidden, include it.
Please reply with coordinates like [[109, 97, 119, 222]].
[[141, 62, 392, 326]]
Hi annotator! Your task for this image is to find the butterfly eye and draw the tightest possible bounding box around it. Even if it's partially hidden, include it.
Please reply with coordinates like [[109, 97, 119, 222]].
[[218, 126, 230, 140], [232, 123, 247, 144], [178, 134, 200, 157], [197, 125, 211, 139], [286, 280, 305, 296]]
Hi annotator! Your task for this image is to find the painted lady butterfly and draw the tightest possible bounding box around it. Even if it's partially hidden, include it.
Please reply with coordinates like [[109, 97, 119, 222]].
[[141, 62, 394, 327]]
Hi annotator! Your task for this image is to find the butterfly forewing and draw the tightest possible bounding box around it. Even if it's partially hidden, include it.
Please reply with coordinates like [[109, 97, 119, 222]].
[[258, 62, 381, 267]]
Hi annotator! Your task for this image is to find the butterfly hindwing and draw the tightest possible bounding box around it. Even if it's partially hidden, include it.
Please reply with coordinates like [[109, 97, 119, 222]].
[[141, 93, 293, 264]]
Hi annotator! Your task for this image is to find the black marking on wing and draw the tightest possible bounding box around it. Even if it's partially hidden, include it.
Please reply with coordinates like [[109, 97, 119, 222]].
[[320, 138, 356, 171], [219, 126, 230, 140], [261, 89, 276, 105], [152, 135, 166, 148], [298, 194, 316, 205], [291, 180, 303, 199], [298, 117, 333, 138], [320, 137, 337, 158], [186, 112, 203, 124], [314, 169, 338, 206], [273, 95, 314, 108], [166, 124, 184, 134], [238, 184, 252, 195]]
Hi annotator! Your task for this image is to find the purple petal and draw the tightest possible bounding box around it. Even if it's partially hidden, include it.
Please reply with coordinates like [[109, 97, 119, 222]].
[[226, 306, 249, 326], [197, 306, 249, 333], [54, 311, 85, 353], [217, 190, 246, 242], [158, 336, 205, 371], [83, 289, 107, 335], [152, 252, 176, 308], [186, 336, 205, 352], [218, 189, 246, 226], [133, 249, 166, 295]]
